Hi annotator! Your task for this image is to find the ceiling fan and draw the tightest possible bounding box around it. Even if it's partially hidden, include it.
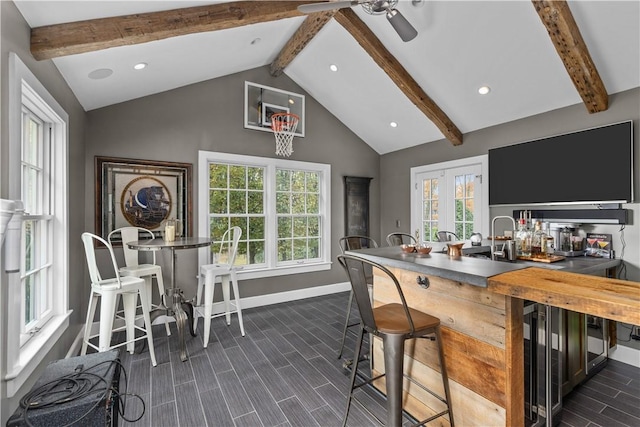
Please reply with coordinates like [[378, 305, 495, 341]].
[[298, 0, 419, 42]]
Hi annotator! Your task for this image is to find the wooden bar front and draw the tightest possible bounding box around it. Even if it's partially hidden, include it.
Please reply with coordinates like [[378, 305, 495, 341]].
[[371, 267, 524, 426]]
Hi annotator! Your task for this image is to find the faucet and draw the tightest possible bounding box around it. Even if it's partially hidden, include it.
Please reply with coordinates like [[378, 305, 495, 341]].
[[491, 215, 516, 261]]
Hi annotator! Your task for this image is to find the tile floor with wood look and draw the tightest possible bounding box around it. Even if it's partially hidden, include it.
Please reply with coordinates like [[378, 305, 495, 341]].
[[110, 292, 640, 427]]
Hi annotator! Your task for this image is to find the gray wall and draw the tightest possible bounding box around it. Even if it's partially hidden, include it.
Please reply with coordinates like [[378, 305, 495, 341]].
[[85, 66, 381, 300], [0, 1, 88, 422]]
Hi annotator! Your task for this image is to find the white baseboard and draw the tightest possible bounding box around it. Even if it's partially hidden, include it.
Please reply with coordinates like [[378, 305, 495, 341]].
[[607, 341, 640, 368], [68, 281, 351, 358]]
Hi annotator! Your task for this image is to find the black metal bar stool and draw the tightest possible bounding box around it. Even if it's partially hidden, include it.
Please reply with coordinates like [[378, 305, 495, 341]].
[[337, 254, 454, 427], [337, 235, 378, 359]]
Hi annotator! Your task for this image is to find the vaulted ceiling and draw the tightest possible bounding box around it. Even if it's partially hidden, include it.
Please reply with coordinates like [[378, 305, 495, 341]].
[[14, 1, 640, 154]]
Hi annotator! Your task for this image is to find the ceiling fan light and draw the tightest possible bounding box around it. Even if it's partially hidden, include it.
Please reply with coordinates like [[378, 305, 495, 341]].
[[386, 9, 418, 42]]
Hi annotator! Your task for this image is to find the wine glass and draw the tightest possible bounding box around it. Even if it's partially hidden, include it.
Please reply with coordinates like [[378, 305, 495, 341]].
[[587, 237, 598, 254]]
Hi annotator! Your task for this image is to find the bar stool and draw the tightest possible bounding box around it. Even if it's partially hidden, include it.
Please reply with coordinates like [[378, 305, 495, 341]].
[[80, 233, 157, 366], [195, 226, 244, 347], [386, 232, 417, 246], [337, 254, 454, 427], [337, 235, 378, 359]]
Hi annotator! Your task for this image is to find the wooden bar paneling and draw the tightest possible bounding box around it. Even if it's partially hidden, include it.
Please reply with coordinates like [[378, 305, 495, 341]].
[[488, 267, 640, 324], [372, 267, 519, 426]]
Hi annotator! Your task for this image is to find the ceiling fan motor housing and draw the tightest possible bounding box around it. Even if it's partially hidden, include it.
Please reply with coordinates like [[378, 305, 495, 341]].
[[361, 0, 398, 15]]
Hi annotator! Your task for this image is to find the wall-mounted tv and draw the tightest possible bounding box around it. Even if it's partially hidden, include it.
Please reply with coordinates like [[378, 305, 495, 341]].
[[489, 121, 633, 206]]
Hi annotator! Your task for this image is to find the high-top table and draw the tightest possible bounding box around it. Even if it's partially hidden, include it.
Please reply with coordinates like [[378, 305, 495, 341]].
[[128, 237, 213, 361]]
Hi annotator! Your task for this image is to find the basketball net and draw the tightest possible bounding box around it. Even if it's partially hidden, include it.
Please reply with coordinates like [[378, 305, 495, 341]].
[[271, 113, 299, 157]]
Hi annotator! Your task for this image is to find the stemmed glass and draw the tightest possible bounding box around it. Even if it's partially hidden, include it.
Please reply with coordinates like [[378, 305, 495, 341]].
[[587, 237, 598, 253], [597, 240, 608, 256]]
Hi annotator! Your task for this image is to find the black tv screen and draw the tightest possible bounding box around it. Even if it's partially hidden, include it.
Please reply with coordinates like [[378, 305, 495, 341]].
[[489, 121, 633, 206]]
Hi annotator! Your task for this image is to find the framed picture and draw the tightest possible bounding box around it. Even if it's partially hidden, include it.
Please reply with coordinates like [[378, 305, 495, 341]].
[[95, 156, 192, 244], [261, 102, 289, 128]]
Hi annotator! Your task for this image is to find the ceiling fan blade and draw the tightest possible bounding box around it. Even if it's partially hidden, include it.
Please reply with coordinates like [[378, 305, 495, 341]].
[[386, 9, 418, 42], [298, 1, 359, 14]]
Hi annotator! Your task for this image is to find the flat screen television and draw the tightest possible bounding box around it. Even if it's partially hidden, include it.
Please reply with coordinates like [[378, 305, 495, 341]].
[[489, 121, 634, 206]]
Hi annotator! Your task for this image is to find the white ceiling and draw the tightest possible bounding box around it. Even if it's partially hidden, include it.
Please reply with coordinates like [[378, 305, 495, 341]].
[[14, 0, 640, 154]]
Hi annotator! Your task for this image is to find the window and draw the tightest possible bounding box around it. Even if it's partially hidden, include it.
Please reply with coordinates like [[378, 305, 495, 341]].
[[411, 155, 488, 243], [198, 151, 331, 279], [4, 53, 70, 397]]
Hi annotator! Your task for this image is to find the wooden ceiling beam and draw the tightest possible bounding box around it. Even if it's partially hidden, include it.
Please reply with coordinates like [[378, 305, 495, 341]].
[[270, 11, 336, 77], [532, 0, 608, 113], [30, 1, 310, 60], [334, 8, 463, 146]]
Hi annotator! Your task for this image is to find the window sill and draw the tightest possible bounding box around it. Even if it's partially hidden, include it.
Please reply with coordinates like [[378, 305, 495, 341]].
[[4, 310, 72, 397], [236, 261, 331, 280]]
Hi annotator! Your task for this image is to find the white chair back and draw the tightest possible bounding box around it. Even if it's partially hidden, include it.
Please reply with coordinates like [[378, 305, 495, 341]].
[[108, 227, 156, 267], [213, 226, 242, 266], [81, 232, 122, 288]]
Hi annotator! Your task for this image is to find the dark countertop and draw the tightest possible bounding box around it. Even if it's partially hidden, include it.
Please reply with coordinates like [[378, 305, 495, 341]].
[[344, 246, 621, 288]]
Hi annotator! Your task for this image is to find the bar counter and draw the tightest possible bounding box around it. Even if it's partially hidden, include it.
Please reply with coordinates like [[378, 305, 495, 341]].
[[345, 246, 639, 426]]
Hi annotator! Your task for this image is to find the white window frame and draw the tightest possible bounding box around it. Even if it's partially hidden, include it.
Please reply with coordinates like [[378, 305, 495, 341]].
[[198, 151, 331, 279], [4, 53, 70, 397], [410, 155, 489, 243]]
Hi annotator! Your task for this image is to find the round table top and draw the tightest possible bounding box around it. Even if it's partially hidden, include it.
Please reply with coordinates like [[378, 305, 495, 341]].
[[127, 237, 213, 251]]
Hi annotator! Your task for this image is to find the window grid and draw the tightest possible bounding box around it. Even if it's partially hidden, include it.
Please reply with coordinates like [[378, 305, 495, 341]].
[[454, 174, 475, 240], [20, 107, 54, 343], [421, 178, 439, 242], [208, 163, 266, 266], [276, 169, 321, 263]]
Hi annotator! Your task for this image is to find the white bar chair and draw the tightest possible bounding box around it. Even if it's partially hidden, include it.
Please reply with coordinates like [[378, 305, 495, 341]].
[[81, 232, 157, 366], [195, 226, 245, 347], [108, 226, 171, 336]]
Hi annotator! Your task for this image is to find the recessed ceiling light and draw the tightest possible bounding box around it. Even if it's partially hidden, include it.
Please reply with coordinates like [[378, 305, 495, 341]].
[[289, 98, 295, 105], [133, 62, 147, 70], [88, 68, 113, 80], [478, 86, 491, 95], [329, 64, 338, 72], [390, 121, 398, 128]]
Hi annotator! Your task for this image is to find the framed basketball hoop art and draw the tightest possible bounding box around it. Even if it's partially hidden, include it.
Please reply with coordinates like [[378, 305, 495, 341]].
[[95, 156, 192, 244]]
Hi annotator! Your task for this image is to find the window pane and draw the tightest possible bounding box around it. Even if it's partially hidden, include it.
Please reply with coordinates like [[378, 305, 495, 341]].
[[23, 166, 39, 214], [248, 217, 264, 240], [24, 273, 36, 324], [24, 220, 35, 271], [293, 217, 306, 238], [209, 164, 228, 188], [455, 176, 464, 198], [308, 216, 319, 237], [235, 241, 247, 266], [293, 239, 307, 260], [306, 172, 319, 193], [247, 191, 263, 214], [466, 174, 475, 198], [431, 180, 439, 199], [306, 194, 319, 214], [229, 165, 246, 189], [278, 239, 292, 261], [210, 190, 227, 214], [276, 169, 290, 191], [247, 167, 263, 190], [210, 217, 228, 239], [229, 190, 246, 214], [432, 200, 439, 221], [291, 194, 305, 214], [291, 171, 305, 192], [308, 238, 319, 258], [466, 199, 474, 220], [248, 241, 265, 264], [276, 193, 290, 214], [278, 217, 292, 238]]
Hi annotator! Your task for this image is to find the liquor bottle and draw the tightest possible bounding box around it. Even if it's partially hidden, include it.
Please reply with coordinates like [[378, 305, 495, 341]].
[[531, 221, 546, 258], [515, 218, 532, 257]]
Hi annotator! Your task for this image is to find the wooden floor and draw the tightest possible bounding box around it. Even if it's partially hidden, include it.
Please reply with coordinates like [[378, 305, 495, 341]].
[[109, 292, 639, 427]]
